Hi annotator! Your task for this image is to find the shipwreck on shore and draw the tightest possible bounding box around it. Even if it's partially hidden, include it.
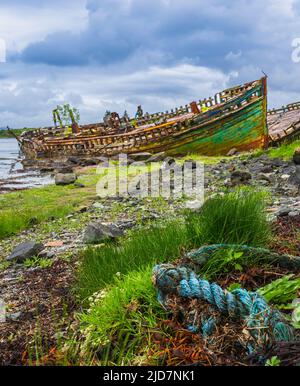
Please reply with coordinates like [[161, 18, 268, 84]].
[[12, 77, 300, 158]]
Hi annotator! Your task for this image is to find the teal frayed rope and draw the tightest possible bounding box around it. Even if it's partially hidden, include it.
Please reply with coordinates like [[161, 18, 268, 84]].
[[153, 264, 295, 353], [186, 244, 300, 270]]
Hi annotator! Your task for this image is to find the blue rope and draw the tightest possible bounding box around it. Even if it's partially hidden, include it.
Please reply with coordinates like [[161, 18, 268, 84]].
[[153, 264, 295, 353]]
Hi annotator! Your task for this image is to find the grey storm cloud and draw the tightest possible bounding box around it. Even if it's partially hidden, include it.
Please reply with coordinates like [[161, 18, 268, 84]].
[[16, 0, 295, 70], [1, 0, 300, 127]]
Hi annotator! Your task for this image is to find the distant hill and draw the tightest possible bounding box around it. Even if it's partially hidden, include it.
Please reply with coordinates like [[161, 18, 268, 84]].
[[0, 127, 34, 138]]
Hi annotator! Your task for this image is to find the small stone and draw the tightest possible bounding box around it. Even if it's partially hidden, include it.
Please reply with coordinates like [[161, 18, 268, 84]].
[[230, 170, 252, 186], [80, 158, 99, 166], [147, 152, 166, 162], [7, 312, 22, 322], [185, 200, 203, 210], [92, 202, 105, 209], [277, 207, 292, 217], [45, 241, 64, 247], [293, 148, 300, 165], [74, 182, 85, 188], [260, 165, 274, 173], [6, 241, 44, 263], [257, 173, 273, 184], [83, 222, 124, 244], [130, 152, 152, 162], [227, 148, 238, 157], [281, 174, 290, 180], [288, 211, 300, 218]]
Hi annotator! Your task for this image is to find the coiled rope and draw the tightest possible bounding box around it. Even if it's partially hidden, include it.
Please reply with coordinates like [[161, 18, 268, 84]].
[[153, 263, 295, 353]]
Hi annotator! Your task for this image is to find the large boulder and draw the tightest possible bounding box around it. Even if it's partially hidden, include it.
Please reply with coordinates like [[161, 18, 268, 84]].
[[6, 241, 44, 263], [55, 173, 77, 186], [83, 222, 124, 244], [293, 148, 300, 165]]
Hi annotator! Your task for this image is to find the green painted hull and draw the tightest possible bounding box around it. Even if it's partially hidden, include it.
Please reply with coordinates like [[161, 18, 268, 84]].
[[138, 98, 267, 156]]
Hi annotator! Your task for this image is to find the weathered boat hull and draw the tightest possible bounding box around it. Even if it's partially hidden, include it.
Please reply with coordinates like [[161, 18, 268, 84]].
[[19, 77, 268, 158], [134, 98, 268, 156]]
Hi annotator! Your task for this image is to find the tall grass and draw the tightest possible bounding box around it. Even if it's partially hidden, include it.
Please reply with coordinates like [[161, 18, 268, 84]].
[[185, 188, 271, 248], [76, 188, 271, 301], [76, 220, 188, 300]]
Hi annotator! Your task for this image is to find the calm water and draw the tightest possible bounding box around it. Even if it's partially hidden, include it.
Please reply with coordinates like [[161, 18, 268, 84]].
[[0, 138, 53, 192]]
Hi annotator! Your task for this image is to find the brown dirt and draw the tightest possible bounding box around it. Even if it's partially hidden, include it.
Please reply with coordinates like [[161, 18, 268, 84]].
[[0, 259, 76, 365]]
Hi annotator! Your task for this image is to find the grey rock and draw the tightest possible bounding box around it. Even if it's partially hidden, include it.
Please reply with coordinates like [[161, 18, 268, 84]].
[[38, 250, 55, 259], [230, 170, 252, 185], [83, 222, 124, 244], [7, 312, 22, 322], [80, 158, 99, 166], [277, 207, 292, 217], [92, 202, 105, 209], [257, 173, 273, 184], [40, 167, 55, 173], [74, 182, 85, 188], [55, 173, 77, 186], [227, 148, 238, 156], [260, 165, 274, 173], [288, 211, 300, 218], [130, 152, 152, 162], [288, 165, 300, 186], [7, 241, 44, 263], [67, 156, 81, 165], [55, 166, 74, 174], [293, 148, 300, 165], [147, 152, 166, 162]]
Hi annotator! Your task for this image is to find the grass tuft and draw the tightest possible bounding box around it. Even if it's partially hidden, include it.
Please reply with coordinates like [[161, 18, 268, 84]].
[[185, 188, 271, 248], [77, 267, 164, 365]]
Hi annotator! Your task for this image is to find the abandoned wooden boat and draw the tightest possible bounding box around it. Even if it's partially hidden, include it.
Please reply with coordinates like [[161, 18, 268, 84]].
[[17, 77, 270, 158]]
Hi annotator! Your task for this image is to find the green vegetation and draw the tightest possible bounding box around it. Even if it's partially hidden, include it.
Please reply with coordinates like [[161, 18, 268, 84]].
[[78, 267, 164, 365], [0, 163, 163, 240], [24, 256, 54, 269], [185, 188, 271, 247], [0, 128, 33, 138], [54, 104, 80, 127], [201, 249, 261, 280], [0, 182, 96, 239], [265, 356, 281, 367], [76, 220, 188, 301], [258, 274, 300, 306], [268, 139, 300, 160]]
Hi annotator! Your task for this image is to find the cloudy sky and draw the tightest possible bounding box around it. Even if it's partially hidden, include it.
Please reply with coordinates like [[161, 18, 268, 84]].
[[1, 0, 300, 127]]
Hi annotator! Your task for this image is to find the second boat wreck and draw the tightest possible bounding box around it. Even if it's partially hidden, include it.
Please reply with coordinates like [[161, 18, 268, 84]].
[[13, 77, 300, 158]]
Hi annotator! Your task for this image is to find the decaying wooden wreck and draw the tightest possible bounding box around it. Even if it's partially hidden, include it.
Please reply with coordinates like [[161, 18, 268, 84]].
[[14, 77, 300, 158]]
